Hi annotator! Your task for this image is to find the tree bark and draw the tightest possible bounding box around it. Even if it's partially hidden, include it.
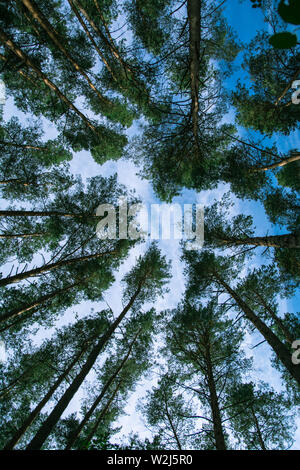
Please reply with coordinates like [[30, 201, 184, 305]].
[[4, 341, 91, 449], [0, 278, 88, 324], [21, 0, 111, 105], [250, 407, 267, 450], [213, 272, 300, 385], [26, 279, 145, 449], [251, 289, 294, 345], [187, 0, 201, 146], [0, 210, 98, 218], [67, 0, 119, 85], [65, 328, 141, 449], [274, 68, 300, 106], [0, 27, 98, 134], [204, 339, 227, 450], [0, 232, 49, 239], [0, 249, 116, 287], [219, 232, 300, 249], [84, 378, 123, 445], [250, 153, 300, 172]]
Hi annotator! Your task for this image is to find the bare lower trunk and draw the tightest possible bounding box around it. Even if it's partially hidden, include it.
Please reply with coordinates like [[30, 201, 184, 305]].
[[220, 232, 300, 249], [26, 280, 144, 449], [0, 249, 115, 287], [214, 272, 300, 385], [0, 28, 98, 134], [65, 329, 141, 449], [205, 340, 227, 450], [4, 342, 90, 449], [187, 0, 201, 146], [21, 0, 110, 105]]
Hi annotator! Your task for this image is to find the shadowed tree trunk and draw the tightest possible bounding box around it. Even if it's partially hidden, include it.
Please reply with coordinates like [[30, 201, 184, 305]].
[[0, 27, 98, 134], [21, 0, 111, 106], [65, 328, 141, 449], [204, 336, 227, 450], [187, 0, 201, 147], [26, 277, 146, 449], [213, 272, 300, 385], [0, 249, 116, 287], [219, 232, 300, 249], [4, 340, 92, 449]]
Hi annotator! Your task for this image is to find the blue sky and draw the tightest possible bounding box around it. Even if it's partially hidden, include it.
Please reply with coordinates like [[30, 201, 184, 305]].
[[1, 0, 299, 449]]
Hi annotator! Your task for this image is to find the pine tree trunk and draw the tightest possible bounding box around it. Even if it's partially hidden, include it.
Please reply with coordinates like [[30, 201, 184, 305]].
[[252, 290, 294, 344], [274, 68, 300, 106], [66, 0, 119, 85], [0, 141, 45, 150], [0, 249, 115, 287], [251, 153, 300, 172], [21, 0, 110, 105], [213, 272, 300, 385], [204, 339, 227, 450], [4, 342, 90, 449], [0, 278, 86, 324], [0, 232, 48, 239], [65, 328, 141, 449], [0, 27, 98, 134], [26, 280, 145, 449], [250, 407, 267, 450], [0, 210, 97, 218], [84, 378, 123, 445], [187, 0, 201, 145], [220, 232, 300, 249]]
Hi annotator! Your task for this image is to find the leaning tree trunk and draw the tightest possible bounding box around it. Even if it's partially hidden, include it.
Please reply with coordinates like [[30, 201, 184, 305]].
[[252, 289, 294, 345], [21, 0, 110, 106], [213, 272, 300, 385], [65, 328, 141, 449], [84, 378, 124, 445], [4, 340, 92, 449], [219, 232, 300, 249], [0, 27, 98, 134], [0, 232, 49, 239], [0, 210, 97, 218], [250, 407, 267, 450], [0, 277, 90, 324], [0, 248, 115, 287], [26, 279, 145, 449]]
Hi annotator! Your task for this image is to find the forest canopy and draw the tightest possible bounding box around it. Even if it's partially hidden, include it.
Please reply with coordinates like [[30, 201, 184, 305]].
[[0, 0, 299, 451]]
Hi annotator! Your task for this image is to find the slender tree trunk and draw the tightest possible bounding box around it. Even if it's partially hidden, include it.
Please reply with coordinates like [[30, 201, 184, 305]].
[[0, 27, 98, 134], [21, 0, 111, 106], [65, 328, 141, 449], [252, 290, 294, 344], [26, 279, 145, 449], [84, 378, 123, 445], [204, 340, 227, 450], [0, 210, 97, 218], [67, 0, 119, 85], [251, 153, 300, 172], [0, 232, 48, 239], [250, 407, 267, 450], [0, 141, 45, 150], [213, 272, 300, 385], [0, 278, 87, 324], [4, 341, 91, 449], [0, 249, 116, 287], [187, 0, 201, 145], [274, 68, 300, 106], [219, 232, 300, 249], [165, 401, 182, 450]]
